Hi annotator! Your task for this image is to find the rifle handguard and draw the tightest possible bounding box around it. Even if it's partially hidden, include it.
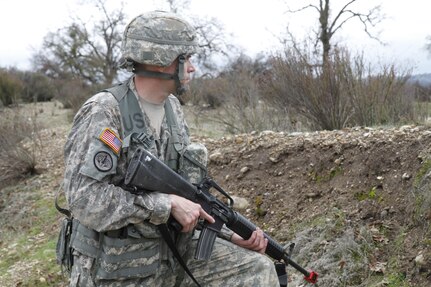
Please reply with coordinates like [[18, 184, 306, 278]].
[[227, 212, 286, 260]]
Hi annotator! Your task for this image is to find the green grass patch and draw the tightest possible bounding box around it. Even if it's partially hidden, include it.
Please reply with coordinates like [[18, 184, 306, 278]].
[[414, 159, 431, 188], [354, 186, 383, 202], [0, 181, 65, 286], [309, 166, 343, 183], [386, 272, 409, 287]]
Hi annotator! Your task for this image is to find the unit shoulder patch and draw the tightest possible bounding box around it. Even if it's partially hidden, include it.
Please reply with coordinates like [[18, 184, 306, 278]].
[[94, 151, 113, 172], [99, 128, 122, 155]]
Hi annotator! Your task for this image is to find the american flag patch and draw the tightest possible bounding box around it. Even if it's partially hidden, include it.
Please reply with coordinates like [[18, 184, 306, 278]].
[[99, 128, 122, 155]]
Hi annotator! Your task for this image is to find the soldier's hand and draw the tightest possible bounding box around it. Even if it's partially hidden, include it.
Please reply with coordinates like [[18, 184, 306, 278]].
[[231, 228, 268, 254], [169, 194, 215, 232]]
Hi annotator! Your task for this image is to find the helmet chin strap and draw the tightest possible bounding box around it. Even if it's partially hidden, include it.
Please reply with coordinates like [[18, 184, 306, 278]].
[[133, 54, 187, 96]]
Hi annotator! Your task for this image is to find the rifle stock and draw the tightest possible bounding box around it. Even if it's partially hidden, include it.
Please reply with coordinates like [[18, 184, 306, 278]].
[[124, 148, 318, 285]]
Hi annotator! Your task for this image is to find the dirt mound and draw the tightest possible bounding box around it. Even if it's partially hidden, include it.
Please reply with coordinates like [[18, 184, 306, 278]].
[[195, 126, 431, 286]]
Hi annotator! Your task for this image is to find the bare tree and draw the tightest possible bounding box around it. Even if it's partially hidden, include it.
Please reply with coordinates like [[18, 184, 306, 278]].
[[287, 0, 384, 63], [32, 0, 125, 85]]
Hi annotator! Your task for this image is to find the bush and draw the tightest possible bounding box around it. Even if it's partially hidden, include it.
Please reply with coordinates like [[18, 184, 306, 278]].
[[261, 47, 414, 130], [52, 78, 96, 115], [20, 72, 56, 103], [0, 107, 41, 188], [212, 69, 293, 134], [186, 55, 294, 134], [186, 77, 225, 108], [0, 68, 23, 106]]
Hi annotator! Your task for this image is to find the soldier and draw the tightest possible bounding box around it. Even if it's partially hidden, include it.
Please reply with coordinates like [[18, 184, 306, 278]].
[[62, 10, 279, 286]]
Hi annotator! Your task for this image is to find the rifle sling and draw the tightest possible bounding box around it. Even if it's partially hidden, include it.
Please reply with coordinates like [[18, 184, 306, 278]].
[[55, 184, 71, 218], [158, 224, 201, 287]]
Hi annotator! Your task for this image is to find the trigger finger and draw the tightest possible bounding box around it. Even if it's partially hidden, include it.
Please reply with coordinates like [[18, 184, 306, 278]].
[[201, 209, 215, 224]]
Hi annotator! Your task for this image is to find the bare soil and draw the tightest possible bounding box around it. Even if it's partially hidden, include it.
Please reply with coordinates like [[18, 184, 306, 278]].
[[196, 126, 431, 286]]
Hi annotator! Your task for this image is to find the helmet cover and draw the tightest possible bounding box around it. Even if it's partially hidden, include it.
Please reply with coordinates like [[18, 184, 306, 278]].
[[121, 11, 198, 68]]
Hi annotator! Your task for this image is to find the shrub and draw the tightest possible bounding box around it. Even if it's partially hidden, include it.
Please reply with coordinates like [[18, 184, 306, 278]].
[[186, 77, 225, 108], [0, 68, 23, 106], [52, 78, 96, 115], [0, 107, 41, 188], [20, 72, 56, 103], [261, 46, 414, 130], [212, 69, 293, 134], [186, 55, 294, 134]]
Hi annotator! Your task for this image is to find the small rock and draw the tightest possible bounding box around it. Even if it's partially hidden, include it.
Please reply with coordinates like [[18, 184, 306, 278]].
[[415, 254, 426, 266], [334, 157, 343, 165], [240, 166, 250, 174], [306, 192, 320, 198], [209, 151, 223, 162], [402, 173, 411, 180], [235, 137, 244, 144], [269, 156, 280, 163], [231, 196, 249, 210]]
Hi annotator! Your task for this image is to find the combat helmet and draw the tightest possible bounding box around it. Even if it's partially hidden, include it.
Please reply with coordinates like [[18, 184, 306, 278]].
[[119, 11, 198, 94]]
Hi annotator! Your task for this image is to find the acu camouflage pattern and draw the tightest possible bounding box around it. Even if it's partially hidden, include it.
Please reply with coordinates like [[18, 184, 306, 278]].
[[121, 11, 198, 68], [63, 78, 183, 285], [71, 232, 279, 286], [180, 142, 208, 184], [63, 78, 178, 232], [64, 78, 278, 286]]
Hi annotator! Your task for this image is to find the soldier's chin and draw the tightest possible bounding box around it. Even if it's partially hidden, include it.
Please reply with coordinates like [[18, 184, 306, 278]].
[[181, 82, 191, 91], [175, 85, 188, 98], [182, 79, 191, 85]]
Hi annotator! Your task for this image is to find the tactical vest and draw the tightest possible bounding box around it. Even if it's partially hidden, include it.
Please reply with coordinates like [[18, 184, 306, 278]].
[[106, 77, 206, 181], [108, 77, 187, 171]]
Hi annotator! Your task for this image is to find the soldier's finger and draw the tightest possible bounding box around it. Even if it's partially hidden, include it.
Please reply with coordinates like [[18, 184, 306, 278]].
[[199, 208, 215, 224]]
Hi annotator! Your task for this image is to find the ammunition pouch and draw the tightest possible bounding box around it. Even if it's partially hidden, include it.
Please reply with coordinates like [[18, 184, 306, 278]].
[[55, 217, 74, 274], [70, 219, 161, 281], [179, 143, 208, 184]]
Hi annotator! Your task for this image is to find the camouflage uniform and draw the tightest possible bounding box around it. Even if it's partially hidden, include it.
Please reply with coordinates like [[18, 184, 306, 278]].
[[63, 10, 278, 287]]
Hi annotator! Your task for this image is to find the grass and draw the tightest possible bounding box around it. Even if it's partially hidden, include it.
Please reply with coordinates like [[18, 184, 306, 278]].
[[411, 158, 431, 224], [308, 166, 343, 183], [354, 186, 384, 202], [184, 105, 227, 138], [0, 179, 65, 287], [413, 159, 431, 188]]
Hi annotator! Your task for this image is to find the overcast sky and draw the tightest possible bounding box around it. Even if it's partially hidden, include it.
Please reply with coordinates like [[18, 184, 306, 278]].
[[1, 0, 430, 74]]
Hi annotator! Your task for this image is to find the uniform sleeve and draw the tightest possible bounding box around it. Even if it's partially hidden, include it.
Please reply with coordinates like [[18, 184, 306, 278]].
[[63, 94, 171, 232], [218, 225, 235, 241]]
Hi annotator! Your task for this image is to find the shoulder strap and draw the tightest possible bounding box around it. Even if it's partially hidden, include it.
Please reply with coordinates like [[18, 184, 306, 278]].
[[104, 82, 129, 102], [103, 78, 154, 151], [164, 99, 187, 170], [164, 98, 186, 152], [158, 224, 201, 287], [55, 184, 71, 218]]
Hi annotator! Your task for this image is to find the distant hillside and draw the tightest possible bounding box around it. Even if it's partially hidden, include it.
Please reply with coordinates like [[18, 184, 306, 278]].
[[409, 73, 431, 86]]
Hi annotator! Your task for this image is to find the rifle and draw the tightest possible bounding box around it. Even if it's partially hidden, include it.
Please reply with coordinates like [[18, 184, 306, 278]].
[[124, 148, 318, 286]]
